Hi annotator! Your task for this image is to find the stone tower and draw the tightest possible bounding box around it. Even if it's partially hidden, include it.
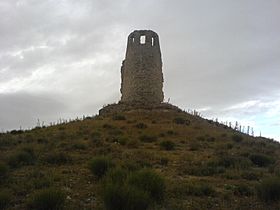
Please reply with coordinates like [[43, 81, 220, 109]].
[[120, 30, 164, 105]]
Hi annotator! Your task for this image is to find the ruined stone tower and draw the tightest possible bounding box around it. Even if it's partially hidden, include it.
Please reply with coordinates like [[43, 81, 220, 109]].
[[120, 30, 164, 105]]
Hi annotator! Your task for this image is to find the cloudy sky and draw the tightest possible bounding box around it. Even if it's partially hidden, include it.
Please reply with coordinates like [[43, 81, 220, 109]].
[[0, 0, 279, 140]]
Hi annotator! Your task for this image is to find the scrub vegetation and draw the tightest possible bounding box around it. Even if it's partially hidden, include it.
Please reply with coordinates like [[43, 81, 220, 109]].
[[0, 110, 280, 209]]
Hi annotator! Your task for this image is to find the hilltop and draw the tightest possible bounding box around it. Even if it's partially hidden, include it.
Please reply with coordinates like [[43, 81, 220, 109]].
[[0, 108, 280, 209]]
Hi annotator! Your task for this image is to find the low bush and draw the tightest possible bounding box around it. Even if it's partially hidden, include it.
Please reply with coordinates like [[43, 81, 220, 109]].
[[185, 163, 225, 176], [0, 191, 11, 209], [27, 188, 66, 210], [159, 157, 169, 166], [160, 140, 175, 151], [231, 134, 243, 143], [189, 141, 201, 151], [139, 135, 157, 143], [135, 123, 148, 129], [8, 147, 36, 168], [128, 169, 165, 202], [33, 177, 52, 189], [249, 154, 273, 167], [90, 131, 102, 145], [103, 168, 165, 210], [126, 139, 139, 148], [166, 130, 177, 135], [89, 156, 114, 179], [0, 163, 8, 179], [44, 152, 72, 165], [112, 115, 126, 120], [72, 142, 87, 150], [256, 177, 280, 202], [233, 184, 253, 196], [210, 155, 251, 169], [173, 117, 190, 125], [117, 137, 128, 145], [103, 124, 115, 129], [172, 182, 215, 197], [103, 183, 150, 210], [241, 172, 259, 181], [105, 168, 128, 184]]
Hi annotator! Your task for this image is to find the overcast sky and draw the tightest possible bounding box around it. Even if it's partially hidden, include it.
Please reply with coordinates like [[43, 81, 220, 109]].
[[0, 0, 279, 140]]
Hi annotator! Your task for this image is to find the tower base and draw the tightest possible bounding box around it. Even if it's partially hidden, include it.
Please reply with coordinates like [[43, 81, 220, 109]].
[[99, 102, 182, 116]]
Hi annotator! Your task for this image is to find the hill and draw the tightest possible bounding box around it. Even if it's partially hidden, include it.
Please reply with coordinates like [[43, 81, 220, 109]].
[[0, 108, 280, 209]]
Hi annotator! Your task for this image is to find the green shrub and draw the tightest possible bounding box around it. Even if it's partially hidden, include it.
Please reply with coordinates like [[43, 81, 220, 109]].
[[33, 177, 52, 189], [189, 141, 201, 151], [44, 152, 72, 165], [72, 142, 87, 150], [103, 124, 115, 129], [160, 140, 175, 151], [105, 168, 128, 184], [210, 155, 251, 169], [241, 172, 259, 180], [89, 157, 114, 179], [8, 147, 36, 168], [28, 188, 66, 210], [159, 157, 169, 166], [196, 183, 216, 196], [166, 130, 176, 135], [90, 131, 102, 145], [117, 137, 128, 145], [0, 191, 11, 209], [126, 139, 139, 148], [128, 169, 165, 202], [171, 181, 215, 198], [231, 134, 243, 143], [103, 183, 150, 210], [185, 163, 225, 176], [135, 123, 148, 129], [249, 154, 273, 167], [139, 135, 157, 143], [173, 117, 190, 125], [112, 115, 126, 120], [233, 184, 253, 196], [256, 177, 280, 202], [0, 163, 8, 179]]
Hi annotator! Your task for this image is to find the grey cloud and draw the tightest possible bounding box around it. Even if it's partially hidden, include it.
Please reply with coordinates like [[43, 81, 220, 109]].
[[0, 92, 67, 130], [0, 0, 279, 139]]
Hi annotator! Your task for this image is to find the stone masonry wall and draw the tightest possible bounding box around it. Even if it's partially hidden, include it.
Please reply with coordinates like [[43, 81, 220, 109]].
[[120, 30, 164, 105]]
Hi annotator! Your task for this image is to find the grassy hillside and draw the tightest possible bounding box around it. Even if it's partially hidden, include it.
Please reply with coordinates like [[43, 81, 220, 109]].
[[0, 109, 280, 209]]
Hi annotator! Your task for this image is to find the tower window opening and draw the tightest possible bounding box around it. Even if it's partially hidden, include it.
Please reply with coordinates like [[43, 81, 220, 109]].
[[151, 37, 154, 46], [132, 37, 135, 43], [140, 35, 146, 44]]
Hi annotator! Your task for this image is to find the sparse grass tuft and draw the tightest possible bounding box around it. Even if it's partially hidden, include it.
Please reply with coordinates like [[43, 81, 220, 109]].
[[139, 134, 157, 143], [0, 190, 11, 210], [233, 184, 254, 196], [173, 117, 190, 125], [44, 152, 72, 165], [135, 123, 148, 129], [0, 163, 8, 179], [27, 188, 66, 210], [256, 177, 280, 202], [231, 134, 243, 143], [7, 147, 36, 168], [172, 181, 216, 197], [128, 169, 165, 202], [103, 183, 150, 210], [112, 115, 126, 121], [89, 156, 114, 179], [249, 154, 273, 167], [103, 168, 165, 210], [160, 140, 175, 150]]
